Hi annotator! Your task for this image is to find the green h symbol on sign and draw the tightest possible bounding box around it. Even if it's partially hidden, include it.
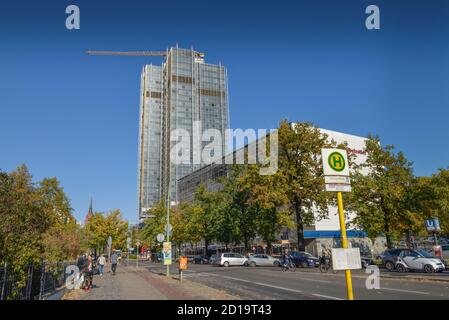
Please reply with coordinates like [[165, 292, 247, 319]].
[[328, 152, 345, 172]]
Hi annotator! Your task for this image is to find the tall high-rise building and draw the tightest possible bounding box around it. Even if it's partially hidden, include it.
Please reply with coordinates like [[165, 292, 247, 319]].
[[138, 47, 229, 219]]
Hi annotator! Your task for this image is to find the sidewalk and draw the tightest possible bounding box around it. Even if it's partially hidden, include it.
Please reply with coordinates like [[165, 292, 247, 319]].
[[63, 265, 238, 300]]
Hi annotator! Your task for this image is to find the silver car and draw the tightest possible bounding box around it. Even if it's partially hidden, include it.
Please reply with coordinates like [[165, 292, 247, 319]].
[[247, 254, 280, 267], [396, 249, 445, 273], [217, 253, 248, 267]]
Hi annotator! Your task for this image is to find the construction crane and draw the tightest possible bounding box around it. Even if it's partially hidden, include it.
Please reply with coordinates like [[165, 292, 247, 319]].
[[86, 50, 167, 57], [86, 50, 205, 58]]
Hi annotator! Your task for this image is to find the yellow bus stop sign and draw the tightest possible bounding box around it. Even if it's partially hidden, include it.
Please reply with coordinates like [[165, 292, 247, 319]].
[[328, 151, 346, 172]]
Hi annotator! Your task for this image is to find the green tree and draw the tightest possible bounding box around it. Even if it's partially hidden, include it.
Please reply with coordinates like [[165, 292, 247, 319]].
[[0, 165, 80, 297], [240, 164, 290, 254], [277, 121, 334, 250], [220, 166, 258, 252], [141, 201, 166, 247], [39, 177, 81, 262], [83, 209, 128, 254], [426, 168, 449, 235], [192, 184, 222, 256], [0, 166, 51, 269], [349, 136, 414, 248]]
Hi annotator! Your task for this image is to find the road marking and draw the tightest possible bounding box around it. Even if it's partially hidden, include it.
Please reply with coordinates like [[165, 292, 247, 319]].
[[380, 287, 430, 295], [218, 275, 251, 283], [256, 270, 333, 283], [312, 293, 344, 300], [296, 278, 332, 284], [192, 272, 345, 300], [252, 282, 302, 293]]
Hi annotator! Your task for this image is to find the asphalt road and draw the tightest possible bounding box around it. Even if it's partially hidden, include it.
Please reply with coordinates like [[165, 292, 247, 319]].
[[139, 261, 449, 300]]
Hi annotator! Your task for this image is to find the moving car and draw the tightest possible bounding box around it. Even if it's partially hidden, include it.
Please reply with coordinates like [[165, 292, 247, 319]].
[[214, 253, 248, 267], [289, 251, 320, 268], [246, 254, 280, 267]]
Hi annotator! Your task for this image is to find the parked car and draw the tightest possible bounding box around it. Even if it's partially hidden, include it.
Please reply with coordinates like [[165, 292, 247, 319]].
[[152, 252, 163, 263], [361, 256, 373, 268], [247, 254, 280, 267], [176, 255, 195, 262], [417, 249, 446, 268], [193, 255, 209, 264], [215, 253, 248, 267], [289, 251, 320, 268], [380, 248, 405, 271], [381, 248, 445, 273]]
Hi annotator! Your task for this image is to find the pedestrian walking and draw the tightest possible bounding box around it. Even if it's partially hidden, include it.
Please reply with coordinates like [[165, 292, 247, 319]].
[[110, 252, 118, 275], [97, 254, 106, 276]]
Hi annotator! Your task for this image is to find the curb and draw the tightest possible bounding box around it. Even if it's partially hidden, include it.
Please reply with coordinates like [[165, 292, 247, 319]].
[[379, 274, 449, 283]]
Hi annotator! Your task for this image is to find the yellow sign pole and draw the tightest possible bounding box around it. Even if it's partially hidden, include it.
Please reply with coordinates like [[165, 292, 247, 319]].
[[337, 191, 354, 300]]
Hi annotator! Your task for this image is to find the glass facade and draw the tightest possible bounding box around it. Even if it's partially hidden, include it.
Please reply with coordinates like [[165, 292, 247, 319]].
[[138, 65, 163, 216], [138, 47, 229, 219]]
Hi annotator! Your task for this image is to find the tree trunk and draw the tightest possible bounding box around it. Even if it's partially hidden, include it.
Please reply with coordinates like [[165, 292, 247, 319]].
[[204, 238, 209, 258], [405, 230, 412, 249], [384, 218, 392, 249], [294, 199, 305, 251], [266, 241, 272, 254]]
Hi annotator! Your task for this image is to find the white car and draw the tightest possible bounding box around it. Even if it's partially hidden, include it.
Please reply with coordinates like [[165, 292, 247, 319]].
[[395, 249, 445, 273], [217, 253, 248, 267], [247, 254, 280, 267]]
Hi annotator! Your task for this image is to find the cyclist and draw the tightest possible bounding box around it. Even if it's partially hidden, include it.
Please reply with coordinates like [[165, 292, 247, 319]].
[[281, 249, 293, 269]]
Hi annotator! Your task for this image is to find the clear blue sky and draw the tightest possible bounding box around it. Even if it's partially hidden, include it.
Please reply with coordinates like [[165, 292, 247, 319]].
[[1, 0, 448, 224]]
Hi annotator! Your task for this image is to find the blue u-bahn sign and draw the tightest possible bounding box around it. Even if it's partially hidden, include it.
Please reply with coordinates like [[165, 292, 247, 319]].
[[425, 218, 441, 232]]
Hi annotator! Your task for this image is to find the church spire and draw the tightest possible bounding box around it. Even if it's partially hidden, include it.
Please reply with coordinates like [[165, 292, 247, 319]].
[[85, 197, 94, 226]]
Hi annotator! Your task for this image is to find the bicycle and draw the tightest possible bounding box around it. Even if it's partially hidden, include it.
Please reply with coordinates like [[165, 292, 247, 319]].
[[319, 256, 338, 274], [281, 260, 296, 272]]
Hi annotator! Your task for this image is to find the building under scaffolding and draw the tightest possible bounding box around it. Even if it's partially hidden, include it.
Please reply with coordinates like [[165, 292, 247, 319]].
[[176, 127, 387, 257]]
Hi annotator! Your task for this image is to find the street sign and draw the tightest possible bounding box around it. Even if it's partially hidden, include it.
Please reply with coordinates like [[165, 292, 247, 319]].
[[163, 242, 172, 265], [425, 218, 441, 232], [322, 149, 350, 177], [331, 248, 362, 270], [126, 237, 131, 249], [325, 184, 352, 192], [157, 233, 165, 242], [321, 148, 354, 300], [324, 176, 351, 184], [136, 240, 140, 247], [165, 224, 173, 233]]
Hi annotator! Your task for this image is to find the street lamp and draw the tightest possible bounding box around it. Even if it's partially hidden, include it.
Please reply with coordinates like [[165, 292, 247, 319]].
[[136, 240, 140, 269]]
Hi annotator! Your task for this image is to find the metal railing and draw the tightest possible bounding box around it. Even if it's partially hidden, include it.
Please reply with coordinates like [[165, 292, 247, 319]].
[[0, 262, 34, 300], [0, 260, 75, 300]]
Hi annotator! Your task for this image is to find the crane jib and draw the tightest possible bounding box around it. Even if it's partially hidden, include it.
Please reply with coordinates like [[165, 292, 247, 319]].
[[86, 50, 205, 58]]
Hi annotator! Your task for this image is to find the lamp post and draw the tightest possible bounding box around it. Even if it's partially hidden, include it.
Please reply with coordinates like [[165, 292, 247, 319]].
[[136, 240, 140, 269], [166, 190, 170, 277], [126, 237, 131, 266]]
